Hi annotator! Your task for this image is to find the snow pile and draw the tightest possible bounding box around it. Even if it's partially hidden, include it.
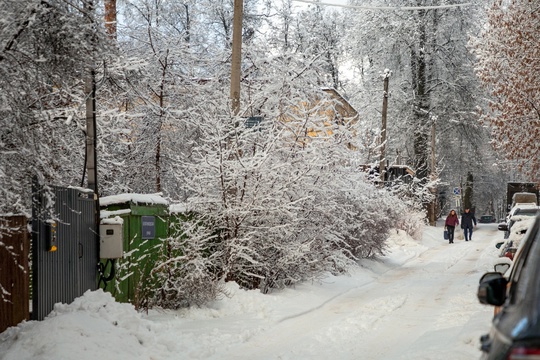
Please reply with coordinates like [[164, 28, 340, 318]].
[[0, 290, 158, 360]]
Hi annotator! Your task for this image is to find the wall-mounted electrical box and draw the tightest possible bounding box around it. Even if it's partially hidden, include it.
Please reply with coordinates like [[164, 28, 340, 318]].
[[46, 220, 58, 252], [141, 215, 155, 239], [99, 223, 123, 259]]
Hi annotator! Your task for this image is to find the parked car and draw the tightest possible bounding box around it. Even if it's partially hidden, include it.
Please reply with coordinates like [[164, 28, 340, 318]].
[[502, 245, 517, 260], [479, 215, 496, 223], [496, 217, 535, 259], [499, 205, 539, 239], [505, 204, 539, 222], [477, 214, 540, 359]]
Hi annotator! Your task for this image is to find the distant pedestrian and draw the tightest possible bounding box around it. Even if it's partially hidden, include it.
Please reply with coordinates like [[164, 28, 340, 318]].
[[461, 208, 477, 241], [445, 210, 460, 244]]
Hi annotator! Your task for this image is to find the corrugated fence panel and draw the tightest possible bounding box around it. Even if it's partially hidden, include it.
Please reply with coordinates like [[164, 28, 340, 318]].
[[0, 216, 30, 333], [31, 185, 98, 321], [75, 190, 99, 294]]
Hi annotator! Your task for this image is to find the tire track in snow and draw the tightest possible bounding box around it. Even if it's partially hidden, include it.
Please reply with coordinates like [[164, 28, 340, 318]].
[[214, 226, 497, 359]]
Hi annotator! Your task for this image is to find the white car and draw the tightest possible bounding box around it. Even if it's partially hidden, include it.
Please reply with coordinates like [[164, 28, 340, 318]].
[[505, 203, 539, 220], [497, 216, 536, 260], [500, 204, 540, 238]]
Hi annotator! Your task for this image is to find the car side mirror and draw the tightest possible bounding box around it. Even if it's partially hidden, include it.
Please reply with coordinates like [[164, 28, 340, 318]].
[[494, 263, 511, 274], [498, 223, 508, 231], [495, 241, 504, 249], [479, 272, 502, 283], [478, 272, 508, 306]]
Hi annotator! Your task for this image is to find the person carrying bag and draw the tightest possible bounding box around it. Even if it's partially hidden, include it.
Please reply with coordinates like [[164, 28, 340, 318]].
[[444, 210, 460, 244]]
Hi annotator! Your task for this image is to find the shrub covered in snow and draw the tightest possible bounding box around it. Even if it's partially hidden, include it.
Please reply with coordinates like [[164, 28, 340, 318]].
[[142, 95, 424, 307]]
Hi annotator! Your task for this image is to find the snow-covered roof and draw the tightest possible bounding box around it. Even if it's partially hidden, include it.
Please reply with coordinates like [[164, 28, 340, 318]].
[[100, 193, 168, 207], [359, 164, 416, 176], [320, 87, 360, 118], [100, 216, 124, 225], [100, 209, 131, 219]]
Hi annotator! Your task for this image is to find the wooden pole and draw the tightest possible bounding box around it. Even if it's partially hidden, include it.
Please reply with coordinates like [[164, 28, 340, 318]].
[[430, 118, 436, 226], [85, 0, 98, 196], [230, 0, 243, 115], [84, 1, 100, 230], [85, 72, 97, 195], [379, 70, 390, 184]]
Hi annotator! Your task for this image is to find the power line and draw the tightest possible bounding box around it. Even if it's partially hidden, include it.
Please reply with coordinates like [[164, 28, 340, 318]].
[[293, 0, 473, 11]]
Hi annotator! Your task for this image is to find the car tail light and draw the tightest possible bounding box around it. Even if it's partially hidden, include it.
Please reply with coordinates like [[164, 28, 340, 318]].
[[508, 346, 540, 359]]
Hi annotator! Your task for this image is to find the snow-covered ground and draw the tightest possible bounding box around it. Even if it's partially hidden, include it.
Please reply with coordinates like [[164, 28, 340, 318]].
[[0, 222, 504, 360]]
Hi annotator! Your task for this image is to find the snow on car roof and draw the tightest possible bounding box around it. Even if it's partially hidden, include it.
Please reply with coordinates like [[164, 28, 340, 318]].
[[508, 216, 537, 249], [509, 205, 539, 217]]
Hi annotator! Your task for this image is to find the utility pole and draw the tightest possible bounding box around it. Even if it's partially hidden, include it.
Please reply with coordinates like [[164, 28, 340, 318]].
[[379, 69, 390, 184], [84, 0, 98, 197], [85, 72, 97, 196], [230, 0, 243, 116], [429, 117, 436, 226], [84, 0, 99, 232]]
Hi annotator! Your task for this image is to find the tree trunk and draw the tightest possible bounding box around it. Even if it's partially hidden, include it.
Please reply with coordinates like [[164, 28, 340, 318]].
[[413, 8, 429, 179], [104, 0, 116, 39], [411, 8, 436, 222], [464, 172, 474, 210]]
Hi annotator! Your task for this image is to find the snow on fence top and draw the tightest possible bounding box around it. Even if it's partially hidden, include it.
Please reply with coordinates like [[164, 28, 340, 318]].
[[67, 186, 95, 194], [100, 193, 168, 207]]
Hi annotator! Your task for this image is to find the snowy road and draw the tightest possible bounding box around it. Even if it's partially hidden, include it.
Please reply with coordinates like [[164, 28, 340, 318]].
[[0, 223, 503, 360], [193, 223, 501, 360]]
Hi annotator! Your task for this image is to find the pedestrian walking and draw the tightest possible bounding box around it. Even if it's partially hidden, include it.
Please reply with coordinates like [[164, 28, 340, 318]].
[[445, 210, 460, 244], [461, 208, 477, 241]]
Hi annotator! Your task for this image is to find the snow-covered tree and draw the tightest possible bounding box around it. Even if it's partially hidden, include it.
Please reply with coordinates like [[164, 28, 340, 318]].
[[0, 0, 120, 305], [0, 0, 119, 213], [472, 0, 540, 181], [336, 0, 496, 217], [1, 0, 427, 308], [144, 39, 425, 307]]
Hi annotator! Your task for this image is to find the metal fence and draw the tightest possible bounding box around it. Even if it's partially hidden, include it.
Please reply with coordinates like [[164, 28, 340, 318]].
[[31, 184, 98, 321]]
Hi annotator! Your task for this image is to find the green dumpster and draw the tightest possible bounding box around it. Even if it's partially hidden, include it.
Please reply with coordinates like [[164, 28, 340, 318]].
[[99, 194, 169, 307]]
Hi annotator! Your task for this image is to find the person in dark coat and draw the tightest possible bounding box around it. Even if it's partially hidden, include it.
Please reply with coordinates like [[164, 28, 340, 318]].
[[445, 210, 460, 244], [461, 208, 477, 241]]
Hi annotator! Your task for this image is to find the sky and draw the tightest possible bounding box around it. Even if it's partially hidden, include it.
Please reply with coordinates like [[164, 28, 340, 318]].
[[0, 221, 505, 360], [292, 0, 475, 11], [294, 0, 350, 6]]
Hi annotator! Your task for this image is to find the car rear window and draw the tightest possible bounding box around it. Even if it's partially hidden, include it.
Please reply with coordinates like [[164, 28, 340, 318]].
[[514, 209, 538, 216]]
